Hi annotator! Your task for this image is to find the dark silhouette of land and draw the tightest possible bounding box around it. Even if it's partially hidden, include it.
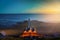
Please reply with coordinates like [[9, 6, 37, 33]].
[[0, 20, 60, 40]]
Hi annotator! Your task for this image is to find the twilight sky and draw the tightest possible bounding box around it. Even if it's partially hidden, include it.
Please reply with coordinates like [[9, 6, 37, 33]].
[[0, 0, 43, 13], [0, 0, 60, 14], [0, 0, 60, 23]]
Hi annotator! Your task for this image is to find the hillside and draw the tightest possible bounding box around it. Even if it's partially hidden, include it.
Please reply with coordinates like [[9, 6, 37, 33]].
[[0, 20, 60, 35]]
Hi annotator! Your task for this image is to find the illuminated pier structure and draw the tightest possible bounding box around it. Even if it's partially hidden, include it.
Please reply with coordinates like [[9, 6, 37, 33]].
[[21, 19, 39, 40]]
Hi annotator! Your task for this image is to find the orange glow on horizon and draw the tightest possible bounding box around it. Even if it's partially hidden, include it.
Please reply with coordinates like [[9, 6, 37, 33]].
[[44, 15, 60, 23], [25, 1, 60, 23]]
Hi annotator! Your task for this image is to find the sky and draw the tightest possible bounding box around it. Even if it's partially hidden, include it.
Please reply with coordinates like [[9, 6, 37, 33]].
[[0, 0, 60, 23], [0, 0, 43, 13], [0, 0, 60, 14]]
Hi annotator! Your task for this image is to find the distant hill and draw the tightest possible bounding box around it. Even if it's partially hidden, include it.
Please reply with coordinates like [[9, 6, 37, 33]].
[[0, 20, 17, 29], [0, 20, 60, 35], [11, 20, 60, 33]]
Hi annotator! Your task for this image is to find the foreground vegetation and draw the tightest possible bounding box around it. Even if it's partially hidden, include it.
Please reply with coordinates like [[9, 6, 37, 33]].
[[0, 37, 60, 40], [0, 37, 23, 40]]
